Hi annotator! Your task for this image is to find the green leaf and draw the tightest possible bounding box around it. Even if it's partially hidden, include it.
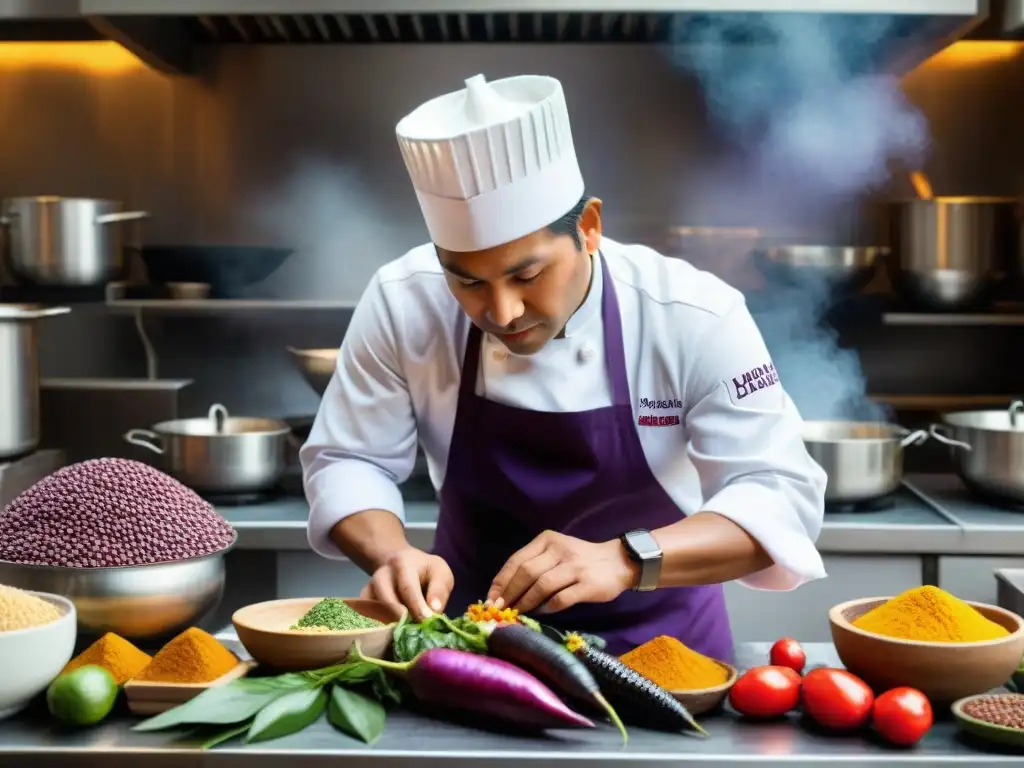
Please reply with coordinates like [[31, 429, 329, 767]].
[[133, 677, 312, 731], [201, 721, 252, 750], [328, 684, 386, 744], [246, 687, 328, 743], [371, 672, 402, 705]]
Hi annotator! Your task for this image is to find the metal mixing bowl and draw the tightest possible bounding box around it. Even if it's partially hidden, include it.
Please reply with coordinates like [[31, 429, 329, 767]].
[[0, 546, 231, 642], [286, 346, 337, 397]]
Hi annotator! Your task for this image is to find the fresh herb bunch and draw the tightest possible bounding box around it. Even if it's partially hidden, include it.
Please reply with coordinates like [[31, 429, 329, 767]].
[[133, 661, 400, 748]]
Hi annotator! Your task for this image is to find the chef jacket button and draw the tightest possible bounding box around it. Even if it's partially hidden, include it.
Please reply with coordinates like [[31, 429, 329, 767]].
[[493, 349, 507, 362], [578, 346, 595, 363]]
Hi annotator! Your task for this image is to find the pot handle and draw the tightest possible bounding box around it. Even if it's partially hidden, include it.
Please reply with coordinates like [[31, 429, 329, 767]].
[[928, 423, 972, 452], [123, 429, 164, 454], [6, 306, 71, 320], [209, 403, 229, 434], [95, 210, 149, 225], [1010, 400, 1024, 428], [898, 429, 929, 448]]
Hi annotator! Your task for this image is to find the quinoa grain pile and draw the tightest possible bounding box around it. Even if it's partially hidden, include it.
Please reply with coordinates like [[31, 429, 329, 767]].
[[0, 458, 236, 568], [0, 583, 61, 631]]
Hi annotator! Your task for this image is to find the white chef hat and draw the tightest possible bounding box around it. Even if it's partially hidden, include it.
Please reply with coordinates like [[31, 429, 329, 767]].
[[396, 74, 585, 253]]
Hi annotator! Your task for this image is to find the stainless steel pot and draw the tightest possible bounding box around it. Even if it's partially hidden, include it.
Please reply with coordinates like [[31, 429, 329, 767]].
[[0, 304, 71, 461], [802, 421, 928, 504], [123, 403, 290, 494], [930, 401, 1024, 504], [889, 197, 1016, 311], [1, 196, 148, 286]]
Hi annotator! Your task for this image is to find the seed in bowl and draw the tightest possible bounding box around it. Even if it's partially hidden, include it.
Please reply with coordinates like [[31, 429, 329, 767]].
[[961, 694, 1024, 729], [0, 458, 236, 568], [0, 583, 61, 631], [290, 598, 384, 632]]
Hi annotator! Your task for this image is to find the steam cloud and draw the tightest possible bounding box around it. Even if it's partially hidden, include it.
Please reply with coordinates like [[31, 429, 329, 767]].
[[669, 13, 929, 421]]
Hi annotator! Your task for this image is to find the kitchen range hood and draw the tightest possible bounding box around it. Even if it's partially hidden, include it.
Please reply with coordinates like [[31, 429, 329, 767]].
[[0, 0, 990, 76]]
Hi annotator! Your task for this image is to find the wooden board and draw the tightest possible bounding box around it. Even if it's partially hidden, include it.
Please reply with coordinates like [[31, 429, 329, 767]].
[[123, 661, 255, 715]]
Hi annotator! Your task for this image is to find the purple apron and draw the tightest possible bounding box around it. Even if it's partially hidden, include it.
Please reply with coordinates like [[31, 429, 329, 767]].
[[433, 254, 734, 661]]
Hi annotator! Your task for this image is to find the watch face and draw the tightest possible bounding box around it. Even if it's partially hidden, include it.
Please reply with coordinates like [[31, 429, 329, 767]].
[[625, 530, 661, 559]]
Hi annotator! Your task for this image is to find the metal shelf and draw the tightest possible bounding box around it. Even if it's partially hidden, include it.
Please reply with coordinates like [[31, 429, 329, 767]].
[[882, 311, 1024, 326], [105, 299, 357, 313]]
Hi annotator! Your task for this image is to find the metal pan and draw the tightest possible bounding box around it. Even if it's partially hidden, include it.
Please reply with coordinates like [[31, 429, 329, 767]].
[[755, 246, 886, 293], [135, 245, 293, 298], [930, 401, 1024, 504], [123, 403, 290, 494], [802, 421, 928, 504], [287, 347, 338, 397]]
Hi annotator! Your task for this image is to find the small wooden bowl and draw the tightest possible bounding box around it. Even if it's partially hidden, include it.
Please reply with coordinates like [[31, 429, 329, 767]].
[[231, 597, 405, 672], [124, 661, 254, 715], [669, 661, 738, 715], [829, 596, 1024, 705]]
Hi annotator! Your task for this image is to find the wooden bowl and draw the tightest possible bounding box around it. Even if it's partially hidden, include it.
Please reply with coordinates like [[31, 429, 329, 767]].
[[668, 661, 738, 716], [829, 596, 1024, 704], [232, 598, 405, 672], [124, 661, 254, 715]]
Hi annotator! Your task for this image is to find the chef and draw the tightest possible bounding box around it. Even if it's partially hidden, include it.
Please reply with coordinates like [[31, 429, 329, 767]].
[[302, 74, 827, 659]]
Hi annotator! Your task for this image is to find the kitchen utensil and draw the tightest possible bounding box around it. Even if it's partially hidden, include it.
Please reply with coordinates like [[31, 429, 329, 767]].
[[802, 421, 928, 504], [668, 662, 738, 716], [231, 597, 404, 672], [40, 378, 192, 464], [123, 403, 290, 494], [755, 246, 886, 293], [123, 661, 255, 716], [0, 591, 76, 721], [952, 694, 1024, 749], [0, 197, 148, 286], [287, 347, 337, 397], [929, 401, 1024, 504], [0, 305, 71, 461], [830, 596, 1024, 705], [0, 553, 227, 642], [889, 197, 1016, 311], [136, 246, 293, 298]]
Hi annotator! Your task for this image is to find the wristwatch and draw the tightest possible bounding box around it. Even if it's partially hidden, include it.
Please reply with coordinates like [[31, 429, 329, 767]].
[[620, 529, 662, 592]]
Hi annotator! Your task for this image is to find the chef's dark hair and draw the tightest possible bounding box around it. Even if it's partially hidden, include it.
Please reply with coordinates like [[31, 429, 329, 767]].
[[547, 195, 589, 251]]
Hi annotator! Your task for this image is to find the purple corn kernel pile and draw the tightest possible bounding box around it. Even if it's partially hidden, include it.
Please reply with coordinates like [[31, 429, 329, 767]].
[[0, 458, 236, 568]]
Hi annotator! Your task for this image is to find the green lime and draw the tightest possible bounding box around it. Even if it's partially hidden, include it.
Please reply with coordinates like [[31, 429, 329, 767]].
[[46, 665, 118, 726]]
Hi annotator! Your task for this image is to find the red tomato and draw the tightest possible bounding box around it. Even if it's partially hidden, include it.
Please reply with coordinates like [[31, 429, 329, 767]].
[[769, 637, 806, 674], [729, 665, 802, 718], [802, 668, 875, 730], [872, 687, 933, 746]]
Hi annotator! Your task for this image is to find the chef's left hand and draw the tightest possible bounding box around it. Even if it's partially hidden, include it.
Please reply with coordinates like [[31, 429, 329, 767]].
[[487, 530, 639, 614]]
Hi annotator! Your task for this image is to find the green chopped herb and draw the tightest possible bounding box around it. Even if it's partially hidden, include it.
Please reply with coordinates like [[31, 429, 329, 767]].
[[291, 599, 384, 632]]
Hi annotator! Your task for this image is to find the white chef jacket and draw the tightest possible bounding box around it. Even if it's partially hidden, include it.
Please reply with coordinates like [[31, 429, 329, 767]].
[[302, 237, 828, 591]]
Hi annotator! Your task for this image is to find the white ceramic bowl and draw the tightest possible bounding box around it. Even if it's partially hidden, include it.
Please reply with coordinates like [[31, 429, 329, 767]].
[[0, 591, 77, 720]]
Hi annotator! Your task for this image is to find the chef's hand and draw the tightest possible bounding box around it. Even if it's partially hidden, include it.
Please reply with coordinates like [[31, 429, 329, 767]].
[[360, 546, 454, 622], [487, 530, 639, 614]]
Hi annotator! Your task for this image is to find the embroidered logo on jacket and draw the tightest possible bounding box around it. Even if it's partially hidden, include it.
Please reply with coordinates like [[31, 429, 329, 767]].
[[729, 362, 780, 401], [637, 397, 682, 427]]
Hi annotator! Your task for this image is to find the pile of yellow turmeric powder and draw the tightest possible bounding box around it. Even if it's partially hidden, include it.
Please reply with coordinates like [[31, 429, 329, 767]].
[[620, 635, 730, 691], [63, 627, 238, 685], [853, 585, 1010, 643]]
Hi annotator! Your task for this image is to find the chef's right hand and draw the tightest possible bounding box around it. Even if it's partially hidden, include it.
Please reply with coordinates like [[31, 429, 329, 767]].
[[360, 546, 454, 622]]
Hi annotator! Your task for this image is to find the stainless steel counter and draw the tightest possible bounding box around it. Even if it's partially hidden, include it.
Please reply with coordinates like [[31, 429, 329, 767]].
[[0, 643, 1016, 767], [223, 474, 1024, 556]]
